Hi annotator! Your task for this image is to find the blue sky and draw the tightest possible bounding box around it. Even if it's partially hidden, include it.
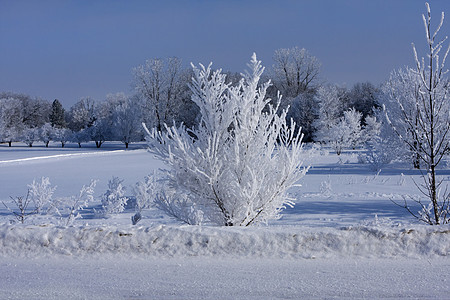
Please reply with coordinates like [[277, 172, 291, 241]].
[[1, 0, 449, 107]]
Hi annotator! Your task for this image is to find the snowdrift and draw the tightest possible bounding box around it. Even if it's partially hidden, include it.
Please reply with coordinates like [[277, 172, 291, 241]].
[[1, 223, 448, 259]]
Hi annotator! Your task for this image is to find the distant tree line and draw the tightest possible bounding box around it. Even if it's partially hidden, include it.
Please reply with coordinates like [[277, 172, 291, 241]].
[[0, 47, 381, 150]]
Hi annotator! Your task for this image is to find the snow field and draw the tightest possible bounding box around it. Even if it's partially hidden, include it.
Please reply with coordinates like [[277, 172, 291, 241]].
[[0, 144, 449, 298]]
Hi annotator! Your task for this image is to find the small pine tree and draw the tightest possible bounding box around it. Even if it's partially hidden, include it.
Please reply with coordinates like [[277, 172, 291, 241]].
[[50, 99, 66, 128]]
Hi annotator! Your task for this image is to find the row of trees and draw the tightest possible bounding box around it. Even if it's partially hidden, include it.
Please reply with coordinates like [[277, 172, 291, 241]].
[[0, 93, 143, 148], [0, 48, 379, 149]]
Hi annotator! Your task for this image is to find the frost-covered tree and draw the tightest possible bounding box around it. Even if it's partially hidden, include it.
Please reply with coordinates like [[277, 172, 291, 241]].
[[144, 54, 309, 226], [325, 108, 363, 155], [67, 97, 96, 132], [28, 177, 57, 214], [70, 128, 90, 147], [101, 177, 128, 216], [39, 123, 54, 147], [384, 3, 450, 225], [0, 96, 25, 146], [362, 115, 381, 144], [271, 47, 321, 98], [86, 119, 109, 148], [286, 91, 319, 142], [132, 174, 158, 224], [22, 127, 40, 147], [0, 93, 51, 146], [85, 99, 116, 148], [51, 127, 71, 148], [110, 94, 143, 148], [133, 57, 185, 131], [358, 114, 397, 171], [383, 68, 425, 168], [314, 85, 350, 143], [268, 47, 322, 140], [347, 82, 380, 121]]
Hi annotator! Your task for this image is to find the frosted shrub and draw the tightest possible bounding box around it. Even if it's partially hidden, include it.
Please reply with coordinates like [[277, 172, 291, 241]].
[[48, 180, 97, 225], [1, 192, 37, 224], [320, 176, 332, 198], [327, 108, 363, 155], [133, 173, 158, 213], [131, 173, 160, 225], [101, 177, 128, 216], [155, 189, 204, 225], [359, 136, 396, 172], [144, 54, 309, 226], [28, 177, 57, 214], [63, 180, 97, 225]]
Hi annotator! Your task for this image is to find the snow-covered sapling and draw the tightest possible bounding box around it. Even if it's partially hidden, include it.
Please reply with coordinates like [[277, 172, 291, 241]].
[[64, 180, 97, 225], [2, 191, 37, 224], [101, 177, 128, 216], [131, 173, 160, 225], [384, 3, 450, 224], [144, 54, 309, 226], [27, 177, 57, 214]]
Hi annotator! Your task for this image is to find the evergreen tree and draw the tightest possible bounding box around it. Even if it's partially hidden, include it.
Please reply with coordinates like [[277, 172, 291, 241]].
[[50, 99, 66, 128]]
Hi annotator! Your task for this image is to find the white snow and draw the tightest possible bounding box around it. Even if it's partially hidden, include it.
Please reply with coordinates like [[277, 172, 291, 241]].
[[1, 257, 448, 299], [0, 142, 449, 298]]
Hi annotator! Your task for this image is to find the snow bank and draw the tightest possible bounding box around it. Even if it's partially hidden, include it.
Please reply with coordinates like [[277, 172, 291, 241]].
[[1, 223, 448, 259]]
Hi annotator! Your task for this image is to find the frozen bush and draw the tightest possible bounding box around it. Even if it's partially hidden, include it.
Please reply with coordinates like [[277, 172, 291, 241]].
[[144, 54, 309, 226], [101, 177, 128, 216], [28, 177, 57, 214], [49, 180, 97, 226], [133, 173, 158, 213], [1, 191, 37, 224]]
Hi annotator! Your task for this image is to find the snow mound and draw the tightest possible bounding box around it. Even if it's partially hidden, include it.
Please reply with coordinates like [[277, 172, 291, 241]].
[[0, 224, 448, 259]]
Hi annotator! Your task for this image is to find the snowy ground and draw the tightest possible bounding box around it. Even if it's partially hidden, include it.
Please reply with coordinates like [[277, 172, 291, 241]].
[[0, 142, 449, 299]]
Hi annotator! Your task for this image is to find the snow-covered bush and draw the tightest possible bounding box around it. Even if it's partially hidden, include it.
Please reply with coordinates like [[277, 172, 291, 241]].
[[144, 54, 309, 226], [1, 192, 37, 224], [358, 107, 408, 169], [101, 177, 128, 216], [314, 84, 346, 143], [133, 174, 157, 213], [362, 115, 381, 144], [61, 180, 97, 225], [325, 108, 363, 155], [28, 177, 57, 214]]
